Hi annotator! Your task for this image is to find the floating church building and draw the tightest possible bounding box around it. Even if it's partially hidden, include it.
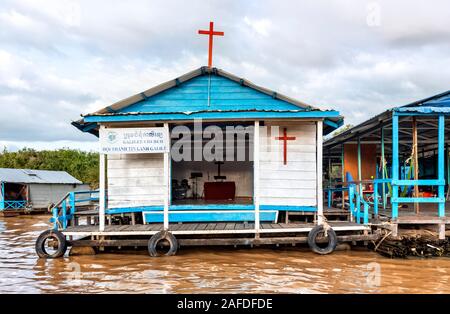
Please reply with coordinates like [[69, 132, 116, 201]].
[[35, 66, 377, 258]]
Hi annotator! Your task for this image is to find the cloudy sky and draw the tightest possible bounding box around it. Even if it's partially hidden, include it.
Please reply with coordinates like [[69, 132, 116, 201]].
[[1, 0, 449, 151]]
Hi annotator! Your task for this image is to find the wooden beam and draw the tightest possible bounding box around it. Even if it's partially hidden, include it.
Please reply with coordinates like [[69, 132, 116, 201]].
[[392, 114, 399, 219], [412, 117, 419, 214], [68, 234, 379, 247], [254, 120, 260, 233], [317, 121, 324, 224], [341, 144, 345, 210], [381, 126, 386, 210], [163, 122, 170, 230], [438, 115, 445, 218], [99, 126, 106, 232]]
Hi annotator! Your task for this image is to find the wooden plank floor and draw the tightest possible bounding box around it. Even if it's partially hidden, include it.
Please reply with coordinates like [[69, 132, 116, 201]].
[[75, 206, 350, 217], [368, 204, 450, 224], [63, 221, 369, 235]]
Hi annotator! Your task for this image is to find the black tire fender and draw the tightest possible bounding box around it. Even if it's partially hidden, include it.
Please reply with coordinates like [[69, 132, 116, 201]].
[[148, 231, 178, 257], [35, 229, 67, 258], [307, 225, 338, 255]]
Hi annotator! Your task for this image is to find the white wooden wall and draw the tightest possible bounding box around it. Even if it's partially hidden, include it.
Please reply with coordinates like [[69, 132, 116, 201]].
[[29, 184, 90, 209], [107, 153, 165, 208], [259, 121, 317, 206]]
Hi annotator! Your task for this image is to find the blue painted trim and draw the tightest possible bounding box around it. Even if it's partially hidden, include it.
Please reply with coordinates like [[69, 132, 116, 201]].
[[52, 206, 58, 230], [107, 204, 316, 214], [392, 114, 399, 219], [2, 200, 27, 209], [363, 202, 369, 224], [438, 115, 446, 217], [81, 123, 98, 132], [61, 200, 67, 229], [392, 197, 445, 203], [392, 179, 445, 186], [324, 118, 343, 129], [0, 182, 4, 210], [171, 204, 254, 211], [348, 184, 355, 217], [106, 206, 163, 214], [373, 179, 392, 184], [259, 205, 317, 212], [373, 183, 378, 216], [356, 192, 361, 223], [143, 210, 277, 223], [395, 110, 450, 116], [84, 110, 342, 123]]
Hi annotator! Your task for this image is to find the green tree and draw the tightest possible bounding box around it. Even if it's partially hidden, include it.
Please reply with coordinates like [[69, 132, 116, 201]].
[[0, 148, 99, 188], [332, 124, 354, 137]]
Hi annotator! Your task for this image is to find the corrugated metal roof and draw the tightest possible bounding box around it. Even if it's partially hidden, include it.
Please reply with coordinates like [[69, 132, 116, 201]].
[[0, 168, 83, 184], [324, 90, 450, 149], [396, 92, 450, 113], [73, 66, 343, 136]]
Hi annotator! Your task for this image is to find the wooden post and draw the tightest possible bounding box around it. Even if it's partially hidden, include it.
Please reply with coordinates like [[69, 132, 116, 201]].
[[381, 127, 386, 210], [99, 150, 106, 232], [412, 117, 420, 213], [254, 120, 260, 233], [438, 115, 445, 218], [357, 137, 362, 206], [446, 144, 450, 200], [392, 114, 399, 219], [328, 151, 332, 187], [163, 122, 170, 230], [0, 182, 4, 210], [317, 120, 324, 225], [341, 144, 345, 209]]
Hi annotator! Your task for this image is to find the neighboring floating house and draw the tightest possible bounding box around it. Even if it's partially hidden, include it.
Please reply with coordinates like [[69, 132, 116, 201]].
[[324, 90, 450, 239], [0, 168, 90, 214]]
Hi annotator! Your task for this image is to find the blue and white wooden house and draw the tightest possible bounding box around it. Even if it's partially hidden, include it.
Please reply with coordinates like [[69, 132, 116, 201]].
[[324, 90, 450, 239], [72, 66, 344, 233]]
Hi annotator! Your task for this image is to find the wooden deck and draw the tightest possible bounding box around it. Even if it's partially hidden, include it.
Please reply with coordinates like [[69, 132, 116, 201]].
[[372, 203, 450, 225], [63, 221, 370, 236]]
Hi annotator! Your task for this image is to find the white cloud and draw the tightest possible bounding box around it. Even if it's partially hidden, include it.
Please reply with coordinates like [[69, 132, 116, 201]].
[[0, 0, 449, 151], [244, 16, 272, 37]]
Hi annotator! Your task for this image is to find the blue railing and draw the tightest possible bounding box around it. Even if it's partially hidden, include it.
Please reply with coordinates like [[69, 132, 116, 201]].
[[372, 178, 392, 216], [326, 184, 369, 224], [50, 190, 99, 230], [2, 200, 28, 210], [372, 178, 446, 219]]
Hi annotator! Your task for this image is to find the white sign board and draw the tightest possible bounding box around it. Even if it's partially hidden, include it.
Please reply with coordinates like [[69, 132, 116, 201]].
[[99, 127, 169, 154]]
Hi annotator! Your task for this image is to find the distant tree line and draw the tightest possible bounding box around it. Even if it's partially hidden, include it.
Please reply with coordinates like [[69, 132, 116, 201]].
[[0, 148, 99, 188]]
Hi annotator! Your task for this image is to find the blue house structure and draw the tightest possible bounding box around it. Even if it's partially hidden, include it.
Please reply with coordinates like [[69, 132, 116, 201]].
[[324, 90, 450, 239], [36, 66, 380, 258], [72, 66, 344, 228]]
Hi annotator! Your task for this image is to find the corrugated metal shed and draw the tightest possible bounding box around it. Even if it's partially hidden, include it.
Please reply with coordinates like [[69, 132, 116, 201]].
[[0, 168, 82, 185]]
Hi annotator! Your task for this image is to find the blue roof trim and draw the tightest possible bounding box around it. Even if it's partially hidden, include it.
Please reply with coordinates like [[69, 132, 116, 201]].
[[324, 118, 343, 129], [84, 110, 341, 123], [395, 91, 450, 113], [395, 107, 450, 114], [112, 75, 307, 114], [74, 67, 343, 135]]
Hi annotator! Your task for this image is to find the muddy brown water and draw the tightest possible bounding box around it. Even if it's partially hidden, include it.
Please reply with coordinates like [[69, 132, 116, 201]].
[[1, 215, 450, 294]]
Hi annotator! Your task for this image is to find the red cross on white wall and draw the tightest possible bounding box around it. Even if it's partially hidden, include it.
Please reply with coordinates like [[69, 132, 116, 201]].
[[275, 128, 296, 165]]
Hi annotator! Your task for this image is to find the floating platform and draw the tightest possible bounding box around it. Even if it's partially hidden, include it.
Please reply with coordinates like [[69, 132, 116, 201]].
[[63, 221, 370, 236], [59, 221, 377, 253]]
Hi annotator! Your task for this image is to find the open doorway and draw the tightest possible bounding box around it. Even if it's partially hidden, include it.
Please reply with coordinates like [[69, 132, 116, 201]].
[[2, 182, 28, 209], [170, 122, 254, 205]]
